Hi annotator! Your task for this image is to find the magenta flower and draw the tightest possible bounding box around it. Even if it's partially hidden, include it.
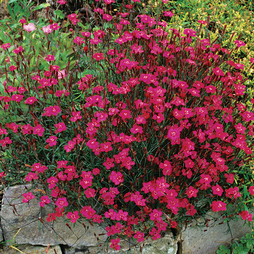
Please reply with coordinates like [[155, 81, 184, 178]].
[[110, 238, 121, 251], [22, 192, 35, 203], [249, 186, 254, 195], [57, 0, 66, 4], [46, 136, 58, 147], [67, 211, 80, 223], [211, 201, 227, 212], [25, 97, 37, 105], [234, 40, 246, 47], [33, 125, 45, 137], [54, 122, 67, 134], [39, 196, 51, 207], [55, 197, 68, 209], [45, 55, 55, 62], [109, 171, 124, 185], [212, 185, 223, 196]]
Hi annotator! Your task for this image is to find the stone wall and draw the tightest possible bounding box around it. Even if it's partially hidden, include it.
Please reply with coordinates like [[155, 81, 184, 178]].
[[0, 185, 252, 253], [0, 185, 178, 254]]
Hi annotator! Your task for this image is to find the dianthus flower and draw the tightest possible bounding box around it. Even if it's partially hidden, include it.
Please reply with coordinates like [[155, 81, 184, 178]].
[[22, 192, 35, 203], [211, 201, 227, 212], [23, 23, 36, 32], [249, 186, 254, 195], [110, 238, 121, 250], [39, 196, 51, 207], [212, 185, 223, 196], [239, 211, 253, 222], [46, 136, 57, 147], [67, 211, 80, 223], [80, 206, 96, 219], [25, 97, 37, 105], [186, 186, 198, 198], [55, 197, 68, 209], [109, 171, 124, 185], [54, 122, 67, 134], [134, 231, 144, 242], [33, 125, 45, 137]]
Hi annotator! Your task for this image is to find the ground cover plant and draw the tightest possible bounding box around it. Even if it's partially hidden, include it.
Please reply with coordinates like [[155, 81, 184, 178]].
[[0, 0, 254, 252]]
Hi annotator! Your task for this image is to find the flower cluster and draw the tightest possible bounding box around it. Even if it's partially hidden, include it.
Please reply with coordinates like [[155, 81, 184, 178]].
[[0, 0, 254, 251]]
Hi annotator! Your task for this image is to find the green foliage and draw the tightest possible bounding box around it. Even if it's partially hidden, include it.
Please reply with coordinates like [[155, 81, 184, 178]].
[[217, 232, 254, 254]]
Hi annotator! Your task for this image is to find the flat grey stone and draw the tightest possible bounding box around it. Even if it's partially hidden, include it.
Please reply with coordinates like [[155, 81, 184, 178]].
[[181, 211, 252, 254], [65, 230, 178, 254], [0, 244, 62, 254], [0, 185, 107, 248]]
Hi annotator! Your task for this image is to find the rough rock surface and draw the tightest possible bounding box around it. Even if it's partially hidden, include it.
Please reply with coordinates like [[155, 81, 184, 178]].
[[1, 185, 178, 254], [0, 244, 62, 254], [0, 185, 107, 248], [64, 230, 178, 254], [181, 211, 253, 254]]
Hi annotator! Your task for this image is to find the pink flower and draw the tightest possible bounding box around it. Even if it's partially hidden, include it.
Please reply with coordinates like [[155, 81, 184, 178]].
[[22, 192, 35, 203], [186, 186, 198, 198], [249, 186, 254, 195], [183, 28, 196, 37], [134, 231, 144, 242], [67, 211, 80, 223], [42, 105, 61, 117], [109, 171, 124, 185], [57, 0, 66, 4], [23, 23, 36, 32], [1, 43, 11, 50], [234, 40, 246, 47], [213, 67, 224, 76], [110, 238, 121, 251], [103, 157, 115, 170], [211, 201, 227, 212], [33, 125, 45, 136], [39, 196, 51, 207], [93, 168, 100, 175], [47, 176, 58, 189], [54, 122, 67, 134], [239, 211, 253, 222], [84, 188, 96, 198], [68, 13, 79, 25], [164, 11, 173, 17], [50, 23, 60, 30], [19, 18, 27, 24], [212, 185, 223, 196], [70, 111, 82, 122], [45, 55, 55, 62], [9, 65, 17, 71], [55, 197, 68, 209], [25, 97, 37, 105], [42, 25, 53, 34], [46, 136, 58, 147], [13, 46, 24, 54], [93, 53, 104, 61], [80, 206, 96, 219], [58, 69, 66, 79], [0, 137, 12, 147], [103, 14, 113, 21]]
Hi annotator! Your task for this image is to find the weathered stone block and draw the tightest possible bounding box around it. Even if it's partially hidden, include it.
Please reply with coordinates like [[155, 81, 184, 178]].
[[0, 185, 107, 248], [0, 244, 62, 254], [181, 211, 252, 254]]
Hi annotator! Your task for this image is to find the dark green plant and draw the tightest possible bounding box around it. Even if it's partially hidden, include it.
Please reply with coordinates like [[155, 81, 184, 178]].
[[217, 232, 254, 254]]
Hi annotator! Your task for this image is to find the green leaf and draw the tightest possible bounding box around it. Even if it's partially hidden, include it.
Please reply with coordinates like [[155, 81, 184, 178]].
[[7, 4, 15, 21], [54, 10, 65, 19], [32, 3, 50, 11], [8, 0, 18, 4]]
